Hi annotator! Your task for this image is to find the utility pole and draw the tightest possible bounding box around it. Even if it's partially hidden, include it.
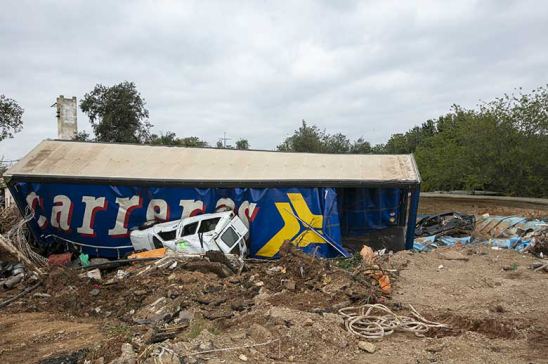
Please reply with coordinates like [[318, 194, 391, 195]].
[[218, 132, 231, 148]]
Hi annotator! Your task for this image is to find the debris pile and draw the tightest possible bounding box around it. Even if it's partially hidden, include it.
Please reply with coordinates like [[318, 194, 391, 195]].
[[0, 206, 47, 277], [0, 261, 26, 289], [414, 212, 548, 256], [415, 212, 475, 238], [525, 227, 548, 257], [1, 240, 402, 362]]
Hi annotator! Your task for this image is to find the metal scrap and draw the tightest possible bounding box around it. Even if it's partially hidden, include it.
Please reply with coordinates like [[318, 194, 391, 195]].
[[415, 212, 476, 237]]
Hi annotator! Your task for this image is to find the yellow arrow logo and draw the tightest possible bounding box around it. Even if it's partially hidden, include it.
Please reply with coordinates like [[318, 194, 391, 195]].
[[256, 193, 327, 257]]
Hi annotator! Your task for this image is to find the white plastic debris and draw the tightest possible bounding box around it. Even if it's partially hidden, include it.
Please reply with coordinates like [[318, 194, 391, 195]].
[[116, 270, 129, 280], [86, 268, 102, 281]]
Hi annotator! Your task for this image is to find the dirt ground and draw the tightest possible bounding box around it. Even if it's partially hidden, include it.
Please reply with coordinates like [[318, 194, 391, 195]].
[[0, 199, 547, 364], [419, 195, 548, 219]]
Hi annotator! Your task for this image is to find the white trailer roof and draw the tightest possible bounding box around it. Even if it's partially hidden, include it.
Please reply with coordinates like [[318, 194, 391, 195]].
[[5, 140, 420, 187]]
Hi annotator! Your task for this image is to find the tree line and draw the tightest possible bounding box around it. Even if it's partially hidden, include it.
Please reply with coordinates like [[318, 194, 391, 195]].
[[1, 82, 546, 197]]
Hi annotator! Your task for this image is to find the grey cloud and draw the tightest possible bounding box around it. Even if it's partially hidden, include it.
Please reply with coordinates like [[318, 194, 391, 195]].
[[1, 0, 547, 159]]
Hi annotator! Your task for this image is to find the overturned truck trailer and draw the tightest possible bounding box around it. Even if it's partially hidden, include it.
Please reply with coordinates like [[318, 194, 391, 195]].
[[4, 140, 421, 259]]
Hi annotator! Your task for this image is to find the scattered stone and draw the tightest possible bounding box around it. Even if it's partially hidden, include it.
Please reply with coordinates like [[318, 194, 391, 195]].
[[39, 349, 87, 364], [248, 323, 272, 341], [109, 343, 137, 364], [426, 344, 444, 353], [490, 304, 505, 313], [358, 341, 376, 353], [133, 297, 180, 324], [266, 266, 286, 275], [284, 279, 296, 291], [133, 289, 147, 296], [239, 354, 248, 362], [199, 341, 213, 351], [154, 351, 180, 364], [202, 308, 234, 320], [115, 270, 129, 280], [90, 288, 100, 296], [231, 331, 247, 340], [177, 310, 194, 323]]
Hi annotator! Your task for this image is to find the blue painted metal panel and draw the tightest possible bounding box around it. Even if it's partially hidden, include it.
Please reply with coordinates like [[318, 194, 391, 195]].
[[337, 188, 402, 236], [405, 187, 420, 249], [9, 182, 349, 259]]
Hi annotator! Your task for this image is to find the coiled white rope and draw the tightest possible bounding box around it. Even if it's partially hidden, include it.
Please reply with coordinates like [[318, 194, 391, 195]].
[[339, 304, 448, 339]]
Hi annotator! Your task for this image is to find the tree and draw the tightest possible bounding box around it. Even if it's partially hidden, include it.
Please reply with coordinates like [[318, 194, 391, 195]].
[[351, 138, 372, 154], [322, 133, 351, 153], [277, 120, 324, 153], [80, 81, 152, 143], [179, 136, 209, 148], [371, 144, 386, 154], [0, 95, 23, 142], [235, 138, 249, 150], [72, 131, 92, 142], [409, 86, 548, 197], [149, 131, 208, 147], [278, 120, 376, 154]]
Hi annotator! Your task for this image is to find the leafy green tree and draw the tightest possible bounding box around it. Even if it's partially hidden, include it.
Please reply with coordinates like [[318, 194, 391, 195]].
[[72, 131, 92, 142], [149, 131, 178, 145], [277, 120, 325, 153], [350, 138, 372, 154], [235, 138, 249, 150], [0, 95, 23, 142], [179, 136, 209, 148], [322, 133, 351, 153], [371, 144, 386, 154], [411, 86, 548, 197], [80, 81, 152, 143], [278, 120, 375, 154], [149, 131, 208, 147]]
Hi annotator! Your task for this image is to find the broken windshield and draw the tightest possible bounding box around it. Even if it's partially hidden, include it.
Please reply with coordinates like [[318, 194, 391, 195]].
[[220, 226, 239, 249], [181, 221, 198, 236], [198, 217, 221, 233]]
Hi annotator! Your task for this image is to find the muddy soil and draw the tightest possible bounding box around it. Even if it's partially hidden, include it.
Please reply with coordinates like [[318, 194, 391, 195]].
[[1, 243, 546, 363], [0, 244, 384, 363], [1, 198, 547, 363]]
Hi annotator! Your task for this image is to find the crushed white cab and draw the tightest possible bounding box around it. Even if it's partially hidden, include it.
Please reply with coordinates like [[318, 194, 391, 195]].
[[130, 211, 248, 257]]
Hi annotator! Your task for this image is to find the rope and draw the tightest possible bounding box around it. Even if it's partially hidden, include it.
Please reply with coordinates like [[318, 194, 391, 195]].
[[339, 304, 448, 339]]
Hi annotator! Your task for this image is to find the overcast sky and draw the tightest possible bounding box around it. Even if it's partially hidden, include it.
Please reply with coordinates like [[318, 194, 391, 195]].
[[1, 0, 547, 160]]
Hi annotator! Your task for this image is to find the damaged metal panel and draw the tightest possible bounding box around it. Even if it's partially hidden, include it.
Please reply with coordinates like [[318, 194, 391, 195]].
[[4, 140, 421, 188]]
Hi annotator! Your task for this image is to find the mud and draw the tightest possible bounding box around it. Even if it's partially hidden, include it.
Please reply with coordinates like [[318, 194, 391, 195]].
[[1, 236, 547, 363]]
